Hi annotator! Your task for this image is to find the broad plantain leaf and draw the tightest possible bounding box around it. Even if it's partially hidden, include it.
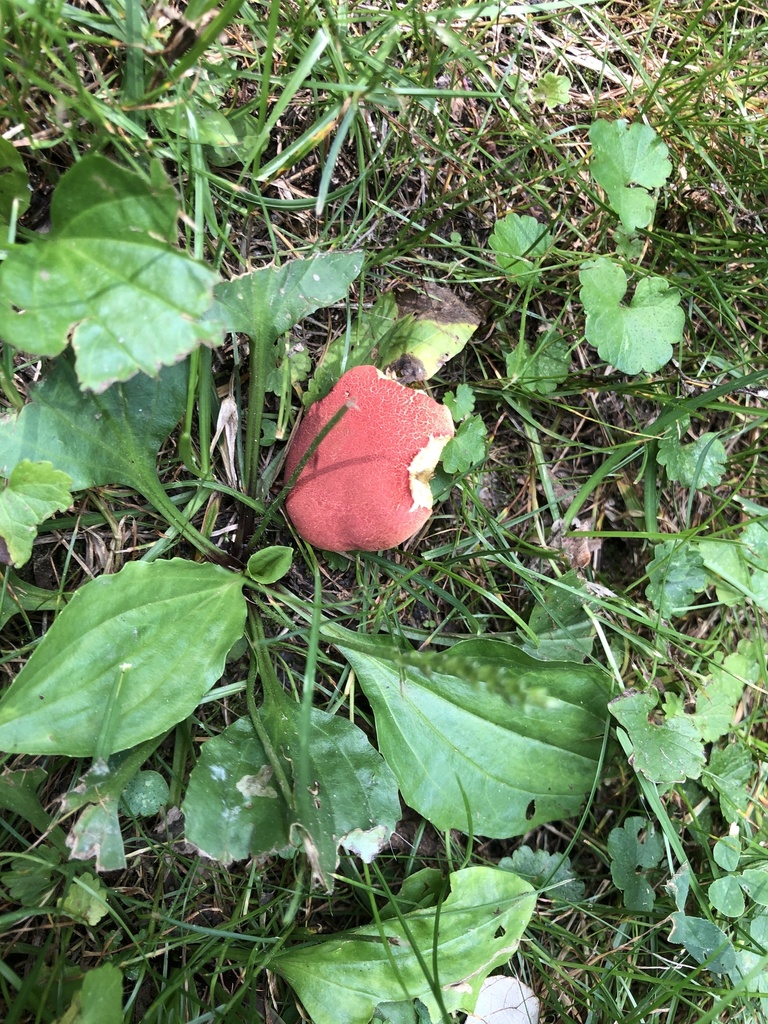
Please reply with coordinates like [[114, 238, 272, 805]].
[[0, 155, 221, 391], [0, 460, 72, 566], [272, 866, 535, 1024], [589, 119, 672, 231], [0, 559, 246, 756], [325, 624, 610, 837], [0, 571, 64, 630], [0, 356, 188, 493], [579, 257, 684, 374]]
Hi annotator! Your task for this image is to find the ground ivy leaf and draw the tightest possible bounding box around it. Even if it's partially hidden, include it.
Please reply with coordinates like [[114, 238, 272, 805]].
[[0, 155, 221, 391], [698, 539, 752, 607], [668, 912, 736, 974], [531, 72, 571, 109], [645, 539, 707, 618], [609, 689, 705, 784], [183, 718, 292, 865], [505, 335, 570, 395], [694, 647, 755, 743], [0, 356, 188, 494], [657, 432, 727, 487], [607, 817, 664, 911], [441, 415, 487, 475], [579, 257, 684, 374], [0, 460, 72, 567], [589, 119, 672, 230], [1, 847, 60, 907], [326, 625, 610, 838], [272, 866, 535, 1024], [489, 213, 553, 283], [0, 559, 246, 756], [0, 137, 30, 225]]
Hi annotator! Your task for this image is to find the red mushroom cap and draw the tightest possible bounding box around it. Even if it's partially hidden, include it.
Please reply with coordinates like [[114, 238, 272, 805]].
[[284, 365, 455, 552]]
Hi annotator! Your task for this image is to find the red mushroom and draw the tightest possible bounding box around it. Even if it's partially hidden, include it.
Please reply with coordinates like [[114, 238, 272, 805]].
[[284, 365, 455, 552]]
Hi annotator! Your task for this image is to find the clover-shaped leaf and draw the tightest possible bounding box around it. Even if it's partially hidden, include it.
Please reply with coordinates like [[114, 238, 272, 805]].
[[589, 119, 672, 231], [579, 257, 684, 373], [0, 155, 221, 392]]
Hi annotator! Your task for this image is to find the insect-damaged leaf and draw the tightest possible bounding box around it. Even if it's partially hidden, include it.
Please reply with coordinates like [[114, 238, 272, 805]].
[[0, 155, 221, 392], [324, 624, 610, 838], [0, 559, 246, 756]]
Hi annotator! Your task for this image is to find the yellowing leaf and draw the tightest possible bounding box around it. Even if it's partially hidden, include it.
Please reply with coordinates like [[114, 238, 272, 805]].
[[0, 460, 72, 566]]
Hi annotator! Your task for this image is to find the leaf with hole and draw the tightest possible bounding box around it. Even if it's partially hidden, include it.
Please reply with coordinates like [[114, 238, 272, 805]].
[[0, 558, 247, 756], [0, 155, 221, 391], [0, 460, 72, 566], [607, 816, 664, 911], [272, 866, 535, 1024], [589, 119, 672, 231], [669, 912, 736, 974], [579, 258, 684, 374], [325, 624, 610, 838]]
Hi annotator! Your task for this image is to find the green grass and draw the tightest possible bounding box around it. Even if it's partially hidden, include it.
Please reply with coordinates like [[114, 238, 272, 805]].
[[2, 0, 768, 1021]]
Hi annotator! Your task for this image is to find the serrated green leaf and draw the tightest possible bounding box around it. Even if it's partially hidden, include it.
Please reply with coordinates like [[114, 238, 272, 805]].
[[272, 867, 535, 1024], [0, 355, 188, 494], [589, 119, 672, 230], [708, 876, 746, 918], [0, 559, 246, 756], [499, 846, 585, 902], [0, 460, 72, 566], [59, 872, 110, 926], [531, 72, 571, 110], [326, 624, 610, 838], [695, 648, 752, 743], [121, 771, 169, 818], [609, 689, 705, 784], [607, 817, 663, 911], [0, 137, 30, 225], [0, 155, 221, 391], [489, 213, 553, 283], [579, 257, 684, 374], [443, 383, 476, 421], [657, 432, 726, 487], [645, 539, 707, 618], [440, 415, 487, 475], [505, 335, 570, 395], [1, 848, 60, 907]]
